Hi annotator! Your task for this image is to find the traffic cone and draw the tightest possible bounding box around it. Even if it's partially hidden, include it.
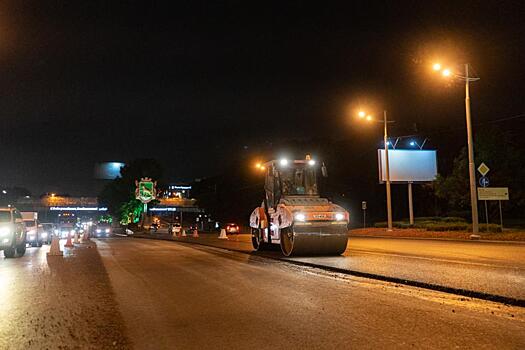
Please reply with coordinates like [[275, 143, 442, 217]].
[[181, 229, 187, 237], [192, 229, 199, 238], [47, 236, 63, 256], [64, 233, 74, 248], [218, 228, 228, 240], [74, 232, 80, 244]]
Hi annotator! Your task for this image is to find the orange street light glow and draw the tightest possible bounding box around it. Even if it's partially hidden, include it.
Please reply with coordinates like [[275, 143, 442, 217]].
[[432, 63, 441, 71], [442, 69, 451, 77], [366, 115, 373, 121], [358, 111, 366, 118]]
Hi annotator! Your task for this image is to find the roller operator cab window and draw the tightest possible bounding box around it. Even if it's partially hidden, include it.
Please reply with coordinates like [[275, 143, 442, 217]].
[[0, 211, 11, 223], [279, 165, 318, 196]]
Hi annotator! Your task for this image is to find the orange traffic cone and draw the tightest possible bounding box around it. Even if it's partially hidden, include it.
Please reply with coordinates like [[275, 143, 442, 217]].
[[181, 229, 187, 237], [64, 233, 74, 248], [192, 229, 199, 238], [47, 236, 63, 256]]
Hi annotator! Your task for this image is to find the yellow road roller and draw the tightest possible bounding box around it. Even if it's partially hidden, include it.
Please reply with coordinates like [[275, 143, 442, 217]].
[[249, 156, 349, 256]]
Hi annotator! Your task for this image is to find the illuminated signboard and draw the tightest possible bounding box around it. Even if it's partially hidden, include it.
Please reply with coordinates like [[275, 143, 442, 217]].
[[378, 149, 437, 183], [50, 207, 108, 211], [149, 207, 177, 212]]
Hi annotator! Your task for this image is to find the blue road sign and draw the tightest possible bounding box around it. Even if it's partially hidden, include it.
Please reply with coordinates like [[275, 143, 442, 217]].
[[479, 176, 489, 188]]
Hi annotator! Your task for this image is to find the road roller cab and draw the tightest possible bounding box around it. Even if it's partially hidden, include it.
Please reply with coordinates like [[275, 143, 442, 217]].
[[250, 156, 349, 256]]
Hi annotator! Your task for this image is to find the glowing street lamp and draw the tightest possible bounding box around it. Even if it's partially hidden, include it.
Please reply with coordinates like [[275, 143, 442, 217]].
[[432, 62, 480, 233], [357, 110, 394, 231]]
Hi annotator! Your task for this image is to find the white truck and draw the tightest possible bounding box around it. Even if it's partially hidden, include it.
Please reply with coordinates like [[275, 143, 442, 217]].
[[21, 211, 42, 247]]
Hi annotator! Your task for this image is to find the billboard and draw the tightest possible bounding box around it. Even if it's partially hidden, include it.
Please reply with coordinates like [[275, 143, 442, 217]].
[[378, 149, 437, 183], [94, 162, 125, 180]]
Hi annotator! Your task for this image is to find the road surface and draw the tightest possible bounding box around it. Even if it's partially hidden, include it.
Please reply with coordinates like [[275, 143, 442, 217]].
[[0, 240, 129, 349], [97, 238, 525, 349], [140, 233, 525, 301]]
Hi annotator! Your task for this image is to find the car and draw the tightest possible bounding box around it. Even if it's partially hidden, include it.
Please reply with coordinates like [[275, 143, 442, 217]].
[[169, 223, 182, 235], [39, 223, 55, 244], [94, 224, 111, 238], [225, 223, 240, 234], [0, 207, 27, 258], [56, 224, 75, 239]]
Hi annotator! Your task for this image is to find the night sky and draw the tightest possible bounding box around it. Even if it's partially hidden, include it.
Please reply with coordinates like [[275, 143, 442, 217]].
[[0, 1, 524, 195]]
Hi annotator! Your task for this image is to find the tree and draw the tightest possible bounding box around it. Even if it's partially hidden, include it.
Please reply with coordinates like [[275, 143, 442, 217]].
[[98, 159, 163, 224], [434, 129, 525, 217]]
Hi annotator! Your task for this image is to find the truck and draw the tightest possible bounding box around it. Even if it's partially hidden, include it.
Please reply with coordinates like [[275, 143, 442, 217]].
[[249, 156, 349, 256], [21, 211, 43, 247], [0, 207, 27, 258]]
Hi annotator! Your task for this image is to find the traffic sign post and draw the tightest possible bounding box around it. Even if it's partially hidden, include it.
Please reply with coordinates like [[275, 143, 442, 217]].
[[477, 162, 490, 177], [479, 176, 489, 188], [477, 187, 509, 229]]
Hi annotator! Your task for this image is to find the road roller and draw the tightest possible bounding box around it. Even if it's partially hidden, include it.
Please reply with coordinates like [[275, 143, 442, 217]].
[[249, 156, 349, 256]]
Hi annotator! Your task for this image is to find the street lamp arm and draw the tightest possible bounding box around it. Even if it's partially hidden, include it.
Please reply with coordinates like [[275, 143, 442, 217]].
[[454, 74, 480, 82]]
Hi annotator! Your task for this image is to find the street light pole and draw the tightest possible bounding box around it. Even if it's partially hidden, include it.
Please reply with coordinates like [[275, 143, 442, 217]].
[[384, 110, 393, 231], [464, 63, 479, 233]]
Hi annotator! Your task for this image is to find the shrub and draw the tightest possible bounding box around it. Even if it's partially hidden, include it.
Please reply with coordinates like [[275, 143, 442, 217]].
[[425, 223, 468, 231], [472, 224, 502, 233]]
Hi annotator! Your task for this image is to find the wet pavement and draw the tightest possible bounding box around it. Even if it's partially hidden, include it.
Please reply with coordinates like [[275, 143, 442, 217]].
[[0, 240, 130, 350], [98, 238, 525, 349], [136, 232, 525, 301]]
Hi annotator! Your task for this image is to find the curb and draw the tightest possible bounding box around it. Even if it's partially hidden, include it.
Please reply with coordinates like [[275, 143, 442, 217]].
[[348, 234, 525, 245], [131, 234, 525, 307]]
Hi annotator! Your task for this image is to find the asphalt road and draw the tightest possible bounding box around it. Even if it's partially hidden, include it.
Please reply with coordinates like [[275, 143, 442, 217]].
[[97, 238, 525, 349], [142, 233, 525, 301], [0, 240, 130, 350]]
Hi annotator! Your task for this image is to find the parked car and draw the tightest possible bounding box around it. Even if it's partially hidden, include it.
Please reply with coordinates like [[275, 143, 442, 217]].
[[225, 223, 240, 234]]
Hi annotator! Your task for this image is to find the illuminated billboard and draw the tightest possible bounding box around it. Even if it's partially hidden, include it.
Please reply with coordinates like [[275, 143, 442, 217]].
[[378, 150, 437, 183], [94, 162, 125, 179]]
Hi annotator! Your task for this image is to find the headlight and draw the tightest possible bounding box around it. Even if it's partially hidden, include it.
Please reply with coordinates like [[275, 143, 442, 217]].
[[96, 229, 101, 233], [0, 226, 11, 236], [294, 213, 306, 222], [105, 228, 110, 233], [335, 213, 345, 221]]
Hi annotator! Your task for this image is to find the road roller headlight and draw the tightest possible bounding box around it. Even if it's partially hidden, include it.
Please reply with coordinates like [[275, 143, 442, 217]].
[[294, 213, 306, 222], [335, 213, 345, 221], [0, 226, 11, 236]]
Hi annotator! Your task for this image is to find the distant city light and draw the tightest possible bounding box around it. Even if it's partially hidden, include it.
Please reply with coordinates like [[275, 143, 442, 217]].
[[2, 190, 6, 194], [308, 159, 316, 166], [442, 69, 451, 77], [432, 63, 441, 71], [410, 141, 416, 146], [280, 159, 288, 166]]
